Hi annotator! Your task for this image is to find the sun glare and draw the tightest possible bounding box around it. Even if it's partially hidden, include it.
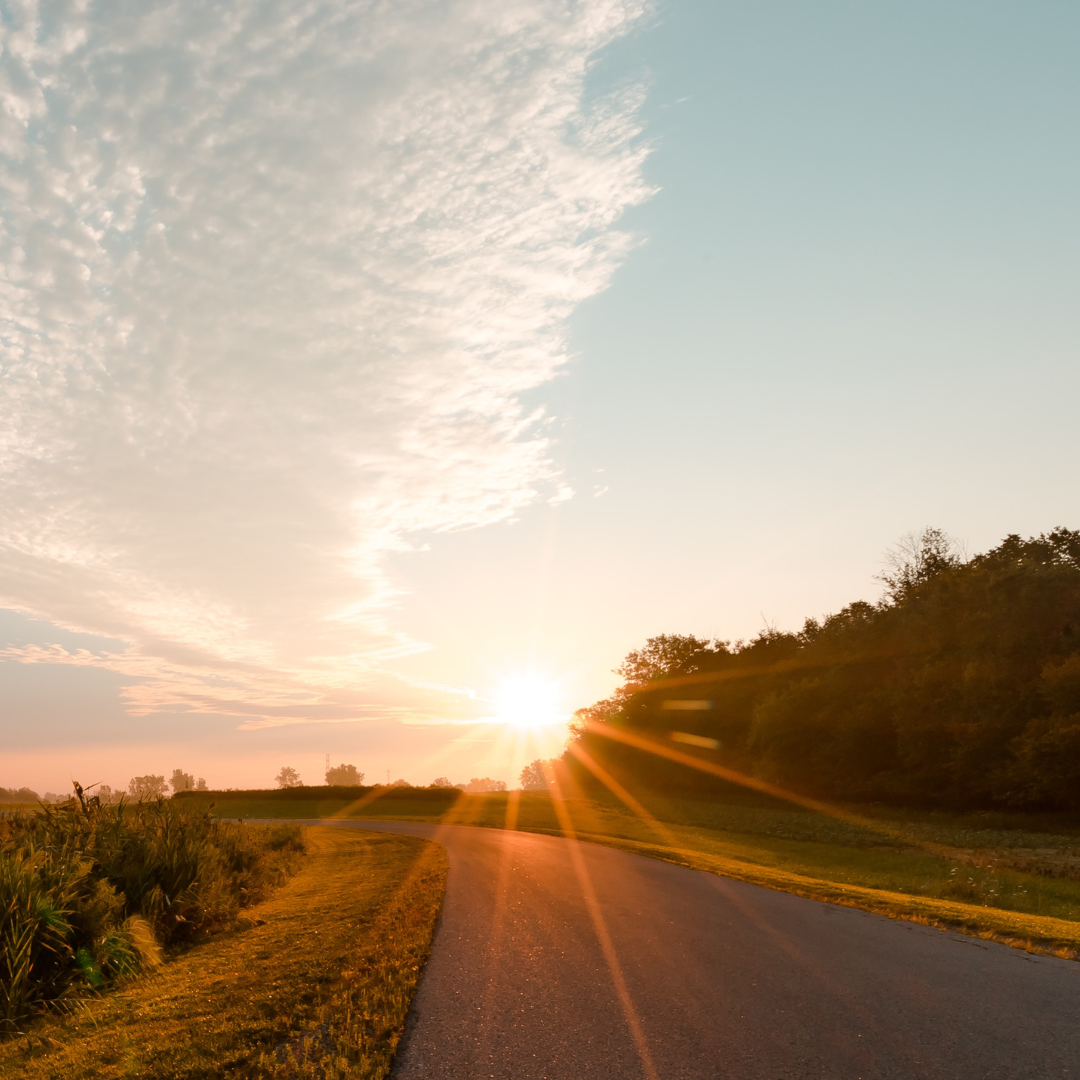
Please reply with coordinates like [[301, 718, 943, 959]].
[[494, 674, 563, 728]]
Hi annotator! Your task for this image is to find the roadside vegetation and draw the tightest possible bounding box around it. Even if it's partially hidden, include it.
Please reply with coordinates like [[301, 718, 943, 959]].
[[0, 787, 304, 1038], [0, 827, 446, 1079]]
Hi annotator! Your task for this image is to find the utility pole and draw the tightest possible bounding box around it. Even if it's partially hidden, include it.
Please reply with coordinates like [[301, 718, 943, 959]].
[[326, 753, 330, 778]]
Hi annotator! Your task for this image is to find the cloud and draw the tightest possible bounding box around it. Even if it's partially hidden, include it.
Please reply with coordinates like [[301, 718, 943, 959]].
[[0, 0, 652, 723]]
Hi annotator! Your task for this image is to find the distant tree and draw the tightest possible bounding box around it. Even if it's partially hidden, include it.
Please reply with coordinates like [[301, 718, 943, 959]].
[[0, 785, 40, 803], [325, 764, 363, 786], [195, 777, 208, 791], [128, 774, 167, 800], [877, 527, 964, 602], [464, 777, 507, 793], [94, 783, 114, 803], [170, 769, 196, 793], [41, 792, 61, 804], [430, 776, 453, 788], [519, 760, 552, 790], [276, 766, 302, 788], [389, 777, 411, 787]]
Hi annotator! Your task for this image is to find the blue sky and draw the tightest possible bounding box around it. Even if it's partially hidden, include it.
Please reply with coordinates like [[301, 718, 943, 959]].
[[2, 0, 1078, 794]]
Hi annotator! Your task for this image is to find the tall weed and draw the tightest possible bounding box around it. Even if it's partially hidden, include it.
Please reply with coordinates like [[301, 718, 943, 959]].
[[0, 785, 303, 1035]]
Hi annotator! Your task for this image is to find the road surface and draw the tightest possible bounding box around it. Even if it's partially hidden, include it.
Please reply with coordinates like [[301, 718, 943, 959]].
[[323, 820, 1079, 1079]]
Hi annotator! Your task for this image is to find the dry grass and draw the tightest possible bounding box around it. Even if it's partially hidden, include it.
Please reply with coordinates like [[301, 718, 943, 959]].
[[0, 827, 447, 1079]]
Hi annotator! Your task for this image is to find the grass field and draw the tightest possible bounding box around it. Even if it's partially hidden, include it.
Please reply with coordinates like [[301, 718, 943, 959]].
[[0, 827, 447, 1079], [176, 784, 1080, 957]]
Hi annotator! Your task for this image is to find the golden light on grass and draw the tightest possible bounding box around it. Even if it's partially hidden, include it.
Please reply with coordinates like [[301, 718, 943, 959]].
[[0, 828, 447, 1078]]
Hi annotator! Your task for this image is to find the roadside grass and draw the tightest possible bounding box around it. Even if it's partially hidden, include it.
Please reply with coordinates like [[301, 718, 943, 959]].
[[0, 827, 447, 1080], [181, 785, 1080, 956], [1, 798, 306, 1034]]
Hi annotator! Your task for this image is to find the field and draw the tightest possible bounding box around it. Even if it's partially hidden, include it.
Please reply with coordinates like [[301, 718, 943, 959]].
[[0, 826, 447, 1079], [177, 784, 1080, 956]]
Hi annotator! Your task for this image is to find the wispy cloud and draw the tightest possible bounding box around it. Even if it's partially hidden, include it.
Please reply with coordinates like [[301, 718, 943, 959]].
[[0, 0, 652, 722]]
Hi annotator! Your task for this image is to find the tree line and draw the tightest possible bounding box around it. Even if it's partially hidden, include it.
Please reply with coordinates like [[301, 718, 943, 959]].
[[569, 529, 1080, 811]]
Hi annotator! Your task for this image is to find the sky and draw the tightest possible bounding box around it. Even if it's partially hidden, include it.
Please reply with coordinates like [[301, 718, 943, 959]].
[[2, 0, 1079, 795]]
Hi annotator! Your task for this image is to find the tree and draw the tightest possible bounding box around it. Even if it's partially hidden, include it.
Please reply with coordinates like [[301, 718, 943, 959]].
[[195, 777, 208, 791], [389, 777, 411, 787], [276, 766, 302, 788], [128, 774, 167, 800], [0, 786, 40, 802], [617, 634, 718, 686], [430, 776, 453, 788], [464, 777, 507, 793], [170, 769, 195, 793], [519, 760, 551, 790], [325, 763, 363, 786], [877, 527, 964, 601]]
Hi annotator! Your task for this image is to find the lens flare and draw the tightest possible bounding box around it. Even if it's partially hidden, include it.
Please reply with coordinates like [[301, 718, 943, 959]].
[[494, 674, 563, 728]]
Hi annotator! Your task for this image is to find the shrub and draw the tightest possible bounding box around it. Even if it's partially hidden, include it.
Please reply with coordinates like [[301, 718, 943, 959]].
[[0, 785, 303, 1036]]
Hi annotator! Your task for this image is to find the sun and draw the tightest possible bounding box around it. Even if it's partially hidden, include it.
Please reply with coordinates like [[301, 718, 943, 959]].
[[494, 673, 563, 728]]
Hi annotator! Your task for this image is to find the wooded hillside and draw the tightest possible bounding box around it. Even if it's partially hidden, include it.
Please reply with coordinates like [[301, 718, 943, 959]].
[[570, 529, 1080, 810]]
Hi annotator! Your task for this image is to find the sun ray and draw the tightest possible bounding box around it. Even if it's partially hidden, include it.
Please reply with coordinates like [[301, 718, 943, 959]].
[[566, 742, 680, 849], [582, 721, 962, 859], [543, 761, 660, 1080]]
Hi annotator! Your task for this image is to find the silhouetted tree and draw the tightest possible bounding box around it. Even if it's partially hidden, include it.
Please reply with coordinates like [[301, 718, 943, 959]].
[[128, 774, 167, 800], [170, 769, 195, 793], [571, 529, 1080, 811], [464, 777, 506, 792], [276, 766, 302, 788], [325, 763, 363, 785], [519, 760, 551, 790]]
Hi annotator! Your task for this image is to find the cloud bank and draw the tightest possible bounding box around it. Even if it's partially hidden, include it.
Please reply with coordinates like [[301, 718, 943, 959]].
[[0, 0, 651, 722]]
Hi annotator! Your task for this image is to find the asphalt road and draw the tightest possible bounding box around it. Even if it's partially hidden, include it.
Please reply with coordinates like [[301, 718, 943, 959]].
[[325, 820, 1079, 1079]]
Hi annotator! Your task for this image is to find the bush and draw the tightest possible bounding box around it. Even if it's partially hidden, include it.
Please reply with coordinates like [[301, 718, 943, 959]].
[[0, 785, 303, 1036]]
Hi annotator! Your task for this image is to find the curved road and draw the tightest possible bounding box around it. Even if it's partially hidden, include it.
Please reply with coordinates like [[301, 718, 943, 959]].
[[325, 820, 1079, 1079]]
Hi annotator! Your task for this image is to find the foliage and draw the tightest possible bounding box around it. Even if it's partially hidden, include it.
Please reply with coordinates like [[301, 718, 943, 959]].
[[463, 777, 506, 793], [571, 528, 1080, 810], [430, 777, 453, 788], [276, 766, 302, 789], [169, 771, 207, 794], [519, 760, 552, 790], [127, 775, 167, 801], [0, 786, 303, 1036], [326, 764, 364, 786], [0, 787, 39, 804], [0, 830, 446, 1080]]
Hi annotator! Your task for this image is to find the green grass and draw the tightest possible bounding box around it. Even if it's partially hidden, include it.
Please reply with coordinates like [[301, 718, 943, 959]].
[[182, 784, 1080, 956], [0, 827, 447, 1079]]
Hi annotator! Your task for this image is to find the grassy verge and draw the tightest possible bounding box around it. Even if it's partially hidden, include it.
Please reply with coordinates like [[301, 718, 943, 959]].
[[530, 829, 1080, 957], [181, 785, 1080, 958], [0, 827, 447, 1079]]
